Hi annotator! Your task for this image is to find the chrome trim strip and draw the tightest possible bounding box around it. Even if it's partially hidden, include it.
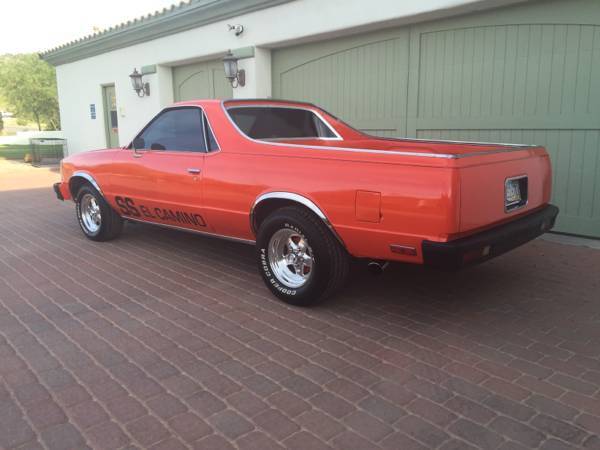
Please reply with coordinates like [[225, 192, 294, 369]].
[[224, 104, 343, 141], [203, 110, 221, 153], [371, 135, 538, 149], [126, 217, 255, 245], [200, 106, 209, 152], [71, 172, 103, 195], [250, 191, 345, 246], [453, 147, 538, 159]]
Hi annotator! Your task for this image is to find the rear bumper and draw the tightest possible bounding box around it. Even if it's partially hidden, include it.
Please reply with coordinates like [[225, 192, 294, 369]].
[[422, 204, 559, 270]]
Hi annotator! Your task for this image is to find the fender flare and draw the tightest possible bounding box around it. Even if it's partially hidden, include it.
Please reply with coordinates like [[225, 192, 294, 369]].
[[69, 171, 104, 197], [250, 191, 345, 246]]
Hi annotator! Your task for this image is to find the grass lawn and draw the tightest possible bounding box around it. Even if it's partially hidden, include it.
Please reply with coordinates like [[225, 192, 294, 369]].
[[0, 117, 40, 134]]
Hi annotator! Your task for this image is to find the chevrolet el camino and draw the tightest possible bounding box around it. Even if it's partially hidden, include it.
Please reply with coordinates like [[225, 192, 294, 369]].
[[54, 99, 559, 306]]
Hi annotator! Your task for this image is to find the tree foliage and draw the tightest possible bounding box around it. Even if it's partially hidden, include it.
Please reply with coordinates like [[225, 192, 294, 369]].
[[0, 54, 60, 131]]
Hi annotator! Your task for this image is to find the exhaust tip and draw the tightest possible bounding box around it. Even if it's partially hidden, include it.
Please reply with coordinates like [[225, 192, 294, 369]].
[[367, 261, 388, 276]]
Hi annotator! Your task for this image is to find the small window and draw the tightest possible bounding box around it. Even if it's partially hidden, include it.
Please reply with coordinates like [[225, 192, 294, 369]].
[[203, 115, 219, 152], [227, 107, 337, 140], [136, 108, 206, 152]]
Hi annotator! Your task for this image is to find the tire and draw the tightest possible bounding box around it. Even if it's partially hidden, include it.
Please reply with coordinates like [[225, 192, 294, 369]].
[[75, 184, 123, 241], [256, 206, 349, 306]]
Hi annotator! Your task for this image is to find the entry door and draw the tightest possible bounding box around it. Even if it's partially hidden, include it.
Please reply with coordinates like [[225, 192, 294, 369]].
[[102, 85, 119, 147], [110, 107, 209, 231]]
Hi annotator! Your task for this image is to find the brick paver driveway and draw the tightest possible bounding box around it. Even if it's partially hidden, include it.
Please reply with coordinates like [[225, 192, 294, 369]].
[[1, 161, 599, 450]]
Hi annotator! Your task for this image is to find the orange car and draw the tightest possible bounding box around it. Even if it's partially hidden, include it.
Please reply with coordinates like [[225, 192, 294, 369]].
[[54, 99, 558, 306]]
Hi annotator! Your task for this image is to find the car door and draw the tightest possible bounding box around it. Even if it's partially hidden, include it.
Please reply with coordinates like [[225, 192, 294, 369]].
[[109, 107, 210, 231]]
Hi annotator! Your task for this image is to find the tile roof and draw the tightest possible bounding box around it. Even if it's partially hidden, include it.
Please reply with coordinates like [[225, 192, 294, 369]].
[[40, 0, 293, 66], [40, 1, 195, 56]]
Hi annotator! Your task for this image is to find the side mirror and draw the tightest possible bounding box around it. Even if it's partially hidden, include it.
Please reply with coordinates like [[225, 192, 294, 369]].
[[132, 137, 145, 149]]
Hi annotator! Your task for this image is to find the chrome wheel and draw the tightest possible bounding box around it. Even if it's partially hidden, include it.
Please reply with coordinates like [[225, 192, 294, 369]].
[[80, 193, 102, 234], [268, 228, 314, 288]]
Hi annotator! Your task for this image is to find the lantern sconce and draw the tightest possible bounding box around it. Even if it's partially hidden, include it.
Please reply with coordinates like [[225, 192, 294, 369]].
[[223, 50, 245, 88], [129, 68, 150, 97]]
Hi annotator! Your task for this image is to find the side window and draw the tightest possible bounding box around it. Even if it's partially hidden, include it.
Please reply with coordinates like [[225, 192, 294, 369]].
[[203, 114, 219, 152], [136, 108, 206, 152], [227, 107, 337, 140]]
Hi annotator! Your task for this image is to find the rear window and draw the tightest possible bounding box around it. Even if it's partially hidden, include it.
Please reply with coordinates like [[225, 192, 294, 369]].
[[227, 107, 337, 140]]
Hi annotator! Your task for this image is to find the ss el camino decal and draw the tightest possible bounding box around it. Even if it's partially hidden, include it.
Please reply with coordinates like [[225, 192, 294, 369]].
[[115, 196, 206, 227]]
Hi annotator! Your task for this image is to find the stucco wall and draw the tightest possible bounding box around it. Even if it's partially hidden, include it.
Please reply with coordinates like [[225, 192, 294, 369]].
[[54, 0, 528, 153]]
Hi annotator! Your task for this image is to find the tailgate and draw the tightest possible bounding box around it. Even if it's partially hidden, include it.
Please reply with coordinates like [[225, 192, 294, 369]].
[[458, 151, 552, 233]]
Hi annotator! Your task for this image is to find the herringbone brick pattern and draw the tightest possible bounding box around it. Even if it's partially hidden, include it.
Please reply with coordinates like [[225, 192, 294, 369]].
[[1, 163, 599, 449]]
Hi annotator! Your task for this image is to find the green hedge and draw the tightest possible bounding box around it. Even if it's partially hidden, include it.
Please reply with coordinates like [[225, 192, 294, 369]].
[[0, 144, 29, 160], [0, 144, 63, 160]]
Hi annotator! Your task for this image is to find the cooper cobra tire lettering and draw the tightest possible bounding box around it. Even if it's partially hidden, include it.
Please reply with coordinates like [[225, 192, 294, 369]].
[[256, 205, 349, 307], [115, 196, 206, 227], [259, 247, 298, 296]]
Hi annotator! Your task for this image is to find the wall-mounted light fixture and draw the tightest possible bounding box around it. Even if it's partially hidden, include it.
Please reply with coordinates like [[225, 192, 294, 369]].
[[129, 68, 150, 97], [223, 50, 245, 88]]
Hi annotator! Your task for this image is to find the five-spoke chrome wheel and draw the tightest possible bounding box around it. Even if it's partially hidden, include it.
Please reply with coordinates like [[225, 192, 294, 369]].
[[257, 206, 349, 305], [80, 193, 102, 234], [268, 228, 314, 288]]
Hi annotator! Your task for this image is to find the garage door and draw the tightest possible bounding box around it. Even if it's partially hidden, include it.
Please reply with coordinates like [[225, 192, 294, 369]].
[[273, 28, 410, 137], [272, 0, 600, 238], [173, 59, 232, 101]]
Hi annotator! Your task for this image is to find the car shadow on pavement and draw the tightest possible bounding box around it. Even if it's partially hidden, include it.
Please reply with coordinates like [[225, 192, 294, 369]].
[[125, 219, 596, 341], [11, 184, 596, 347]]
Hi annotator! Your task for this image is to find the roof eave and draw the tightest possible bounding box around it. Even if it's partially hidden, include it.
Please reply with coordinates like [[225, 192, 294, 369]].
[[40, 0, 294, 66]]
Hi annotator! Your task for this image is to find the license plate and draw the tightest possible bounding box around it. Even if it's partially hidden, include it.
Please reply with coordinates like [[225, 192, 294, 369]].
[[505, 180, 521, 205], [505, 176, 528, 212]]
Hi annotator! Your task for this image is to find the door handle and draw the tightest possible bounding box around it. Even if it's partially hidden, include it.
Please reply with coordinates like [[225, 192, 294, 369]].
[[187, 168, 201, 174]]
